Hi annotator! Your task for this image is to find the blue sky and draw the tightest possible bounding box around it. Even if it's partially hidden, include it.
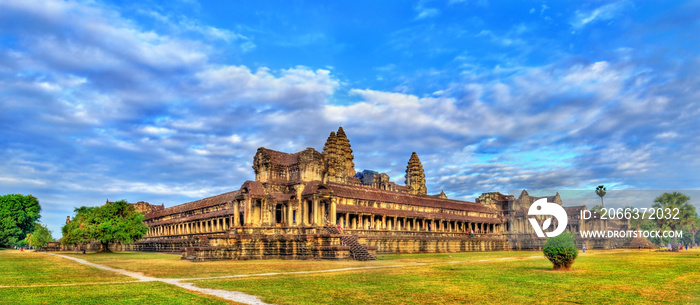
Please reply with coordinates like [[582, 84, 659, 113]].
[[1, 0, 699, 235]]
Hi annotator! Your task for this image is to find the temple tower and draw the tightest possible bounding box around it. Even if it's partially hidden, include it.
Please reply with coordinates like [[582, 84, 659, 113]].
[[323, 127, 355, 183], [405, 151, 427, 195]]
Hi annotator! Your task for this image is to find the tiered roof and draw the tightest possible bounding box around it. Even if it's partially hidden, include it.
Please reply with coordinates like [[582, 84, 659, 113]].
[[325, 182, 493, 213], [145, 190, 239, 220]]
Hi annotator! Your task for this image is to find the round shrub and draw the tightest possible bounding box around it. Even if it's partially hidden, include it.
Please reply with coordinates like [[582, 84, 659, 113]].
[[542, 232, 578, 270]]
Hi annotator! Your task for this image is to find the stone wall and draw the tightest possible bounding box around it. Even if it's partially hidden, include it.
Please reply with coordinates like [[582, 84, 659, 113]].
[[181, 233, 357, 261], [366, 235, 508, 254]]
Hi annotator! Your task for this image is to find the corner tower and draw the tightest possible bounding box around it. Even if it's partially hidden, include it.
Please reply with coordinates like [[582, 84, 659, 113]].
[[405, 151, 427, 195]]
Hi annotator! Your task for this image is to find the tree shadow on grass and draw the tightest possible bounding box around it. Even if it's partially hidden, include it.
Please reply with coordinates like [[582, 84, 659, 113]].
[[531, 267, 585, 273]]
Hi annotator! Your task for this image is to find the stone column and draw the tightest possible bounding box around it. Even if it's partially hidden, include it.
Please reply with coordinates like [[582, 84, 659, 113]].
[[233, 200, 240, 227], [330, 197, 337, 225], [312, 197, 319, 225], [244, 197, 252, 226], [382, 215, 386, 230]]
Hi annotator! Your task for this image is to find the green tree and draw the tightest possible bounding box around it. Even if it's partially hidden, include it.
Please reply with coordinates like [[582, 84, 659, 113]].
[[542, 232, 578, 270], [0, 194, 41, 247], [590, 205, 605, 215], [652, 192, 696, 250], [27, 223, 53, 249], [61, 200, 148, 252], [595, 185, 607, 208], [687, 213, 699, 247]]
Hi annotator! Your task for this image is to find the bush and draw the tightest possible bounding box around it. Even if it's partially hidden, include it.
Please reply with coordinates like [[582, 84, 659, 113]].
[[542, 232, 578, 270]]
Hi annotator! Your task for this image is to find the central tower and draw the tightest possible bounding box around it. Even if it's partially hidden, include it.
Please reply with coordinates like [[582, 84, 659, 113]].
[[322, 127, 356, 183]]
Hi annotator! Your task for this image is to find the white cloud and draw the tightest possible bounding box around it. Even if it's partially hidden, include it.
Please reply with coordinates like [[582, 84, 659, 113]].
[[416, 8, 439, 20], [571, 2, 627, 29]]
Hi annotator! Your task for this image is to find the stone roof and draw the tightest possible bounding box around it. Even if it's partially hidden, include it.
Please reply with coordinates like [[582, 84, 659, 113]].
[[336, 205, 502, 224], [301, 181, 324, 196], [147, 208, 237, 226], [257, 148, 301, 166], [563, 206, 585, 213], [241, 180, 266, 197], [145, 190, 239, 220], [325, 182, 493, 213], [271, 193, 292, 202]]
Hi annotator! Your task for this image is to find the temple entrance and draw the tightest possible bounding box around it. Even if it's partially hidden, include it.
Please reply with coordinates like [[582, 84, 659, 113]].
[[307, 200, 313, 225], [323, 202, 330, 224], [239, 212, 244, 226], [275, 204, 283, 225]]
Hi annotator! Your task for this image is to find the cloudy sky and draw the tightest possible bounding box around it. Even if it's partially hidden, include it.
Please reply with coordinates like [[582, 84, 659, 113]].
[[1, 0, 699, 235]]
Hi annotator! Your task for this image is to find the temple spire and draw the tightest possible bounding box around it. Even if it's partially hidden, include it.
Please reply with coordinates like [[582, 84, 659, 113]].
[[322, 127, 355, 183], [405, 151, 427, 195]]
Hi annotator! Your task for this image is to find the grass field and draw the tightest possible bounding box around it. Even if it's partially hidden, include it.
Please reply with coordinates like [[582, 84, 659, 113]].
[[0, 282, 233, 305], [60, 251, 399, 278], [1, 248, 698, 304], [192, 249, 700, 304], [0, 250, 132, 286]]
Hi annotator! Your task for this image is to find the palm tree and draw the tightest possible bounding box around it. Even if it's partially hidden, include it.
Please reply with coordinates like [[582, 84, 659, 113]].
[[595, 185, 607, 208]]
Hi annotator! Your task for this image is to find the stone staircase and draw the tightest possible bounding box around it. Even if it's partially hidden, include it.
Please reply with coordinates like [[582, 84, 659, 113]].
[[325, 226, 376, 261]]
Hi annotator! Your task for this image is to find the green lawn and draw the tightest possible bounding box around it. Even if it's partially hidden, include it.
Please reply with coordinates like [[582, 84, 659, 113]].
[[0, 282, 233, 305], [192, 249, 700, 304], [0, 250, 132, 286], [0, 250, 237, 304], [60, 251, 399, 278], [2, 249, 698, 304]]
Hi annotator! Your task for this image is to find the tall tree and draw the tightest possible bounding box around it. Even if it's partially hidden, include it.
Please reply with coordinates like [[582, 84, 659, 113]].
[[0, 194, 41, 247], [687, 213, 699, 247], [595, 185, 607, 208], [652, 192, 695, 249], [26, 223, 53, 249], [61, 200, 148, 252]]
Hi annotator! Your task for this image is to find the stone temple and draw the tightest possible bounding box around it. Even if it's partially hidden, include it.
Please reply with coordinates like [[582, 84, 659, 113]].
[[128, 127, 628, 260]]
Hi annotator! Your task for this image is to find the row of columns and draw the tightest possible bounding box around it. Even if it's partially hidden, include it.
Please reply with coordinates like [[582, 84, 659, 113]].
[[337, 212, 503, 234], [147, 195, 503, 236], [147, 216, 235, 237]]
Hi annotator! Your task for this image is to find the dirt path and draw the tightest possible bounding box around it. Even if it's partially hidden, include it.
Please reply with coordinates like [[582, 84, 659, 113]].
[[43, 253, 272, 305]]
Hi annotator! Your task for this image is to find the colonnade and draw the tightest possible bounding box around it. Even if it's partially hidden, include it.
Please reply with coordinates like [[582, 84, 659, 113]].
[[337, 212, 503, 234], [148, 215, 235, 237], [146, 195, 504, 237]]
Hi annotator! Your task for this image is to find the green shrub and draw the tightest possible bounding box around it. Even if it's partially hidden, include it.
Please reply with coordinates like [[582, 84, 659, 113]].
[[542, 232, 578, 270]]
